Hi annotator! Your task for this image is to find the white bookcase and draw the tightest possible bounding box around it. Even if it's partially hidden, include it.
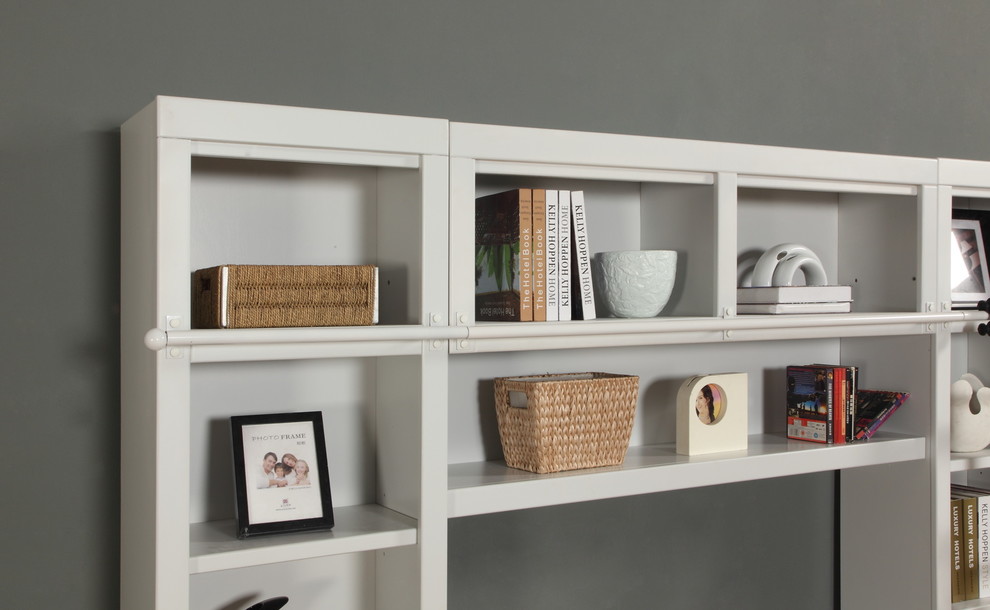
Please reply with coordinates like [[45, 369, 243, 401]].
[[942, 158, 990, 610], [120, 97, 450, 609], [122, 96, 985, 609]]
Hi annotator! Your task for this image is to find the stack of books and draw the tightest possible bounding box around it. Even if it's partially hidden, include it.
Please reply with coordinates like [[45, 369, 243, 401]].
[[951, 484, 990, 602], [736, 284, 852, 314], [475, 188, 595, 322], [785, 363, 909, 444], [785, 363, 858, 444]]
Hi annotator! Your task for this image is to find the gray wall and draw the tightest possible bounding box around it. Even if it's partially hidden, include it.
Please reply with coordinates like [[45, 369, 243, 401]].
[[3, 2, 987, 608]]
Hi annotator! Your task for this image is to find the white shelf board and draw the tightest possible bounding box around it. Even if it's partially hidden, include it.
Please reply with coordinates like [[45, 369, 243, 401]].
[[474, 159, 715, 185], [147, 325, 466, 363], [951, 448, 990, 472], [154, 96, 448, 157], [144, 311, 984, 361], [955, 598, 990, 609], [189, 340, 425, 363], [447, 432, 925, 518], [188, 504, 417, 574], [191, 140, 423, 169], [449, 121, 936, 185], [454, 311, 985, 354]]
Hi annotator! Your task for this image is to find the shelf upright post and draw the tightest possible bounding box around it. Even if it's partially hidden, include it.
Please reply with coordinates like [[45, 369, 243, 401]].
[[448, 156, 477, 331], [715, 171, 738, 318], [121, 100, 194, 609], [917, 185, 941, 312]]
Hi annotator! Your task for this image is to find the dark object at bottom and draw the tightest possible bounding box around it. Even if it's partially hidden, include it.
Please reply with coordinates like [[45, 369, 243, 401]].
[[246, 597, 289, 610]]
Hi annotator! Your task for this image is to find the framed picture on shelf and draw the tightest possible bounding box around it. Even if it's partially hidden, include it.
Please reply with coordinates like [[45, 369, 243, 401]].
[[230, 411, 334, 538], [675, 372, 748, 456], [950, 217, 990, 307]]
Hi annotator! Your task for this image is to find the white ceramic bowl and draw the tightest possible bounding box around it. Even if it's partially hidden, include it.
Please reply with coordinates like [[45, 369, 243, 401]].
[[593, 250, 677, 318]]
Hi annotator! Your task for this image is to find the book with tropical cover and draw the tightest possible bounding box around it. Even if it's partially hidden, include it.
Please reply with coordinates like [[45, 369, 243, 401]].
[[475, 188, 533, 321]]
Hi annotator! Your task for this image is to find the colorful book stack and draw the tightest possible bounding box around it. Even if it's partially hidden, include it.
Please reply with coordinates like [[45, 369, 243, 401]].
[[786, 364, 857, 444], [785, 363, 908, 444], [951, 484, 990, 602], [475, 188, 595, 322], [736, 284, 852, 314]]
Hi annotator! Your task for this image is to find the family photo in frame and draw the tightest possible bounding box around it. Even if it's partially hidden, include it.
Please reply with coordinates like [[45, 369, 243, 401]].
[[230, 411, 335, 538]]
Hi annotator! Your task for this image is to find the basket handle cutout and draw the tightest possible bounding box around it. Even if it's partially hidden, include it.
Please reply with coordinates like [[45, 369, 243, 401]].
[[508, 391, 529, 409]]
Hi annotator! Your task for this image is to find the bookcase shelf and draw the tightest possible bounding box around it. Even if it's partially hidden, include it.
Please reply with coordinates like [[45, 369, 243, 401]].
[[149, 326, 463, 363], [950, 450, 990, 473], [122, 97, 984, 609], [121, 97, 449, 610], [940, 159, 990, 608], [189, 504, 417, 574], [448, 432, 924, 518], [455, 311, 982, 353]]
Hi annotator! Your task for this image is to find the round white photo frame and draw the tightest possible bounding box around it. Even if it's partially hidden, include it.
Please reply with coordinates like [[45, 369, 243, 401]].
[[676, 372, 749, 456]]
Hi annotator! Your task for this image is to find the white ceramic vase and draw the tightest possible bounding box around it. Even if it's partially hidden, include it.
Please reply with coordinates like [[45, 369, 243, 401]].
[[950, 373, 990, 453], [593, 250, 677, 318]]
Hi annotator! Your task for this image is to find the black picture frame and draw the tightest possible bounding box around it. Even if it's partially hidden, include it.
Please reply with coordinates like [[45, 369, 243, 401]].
[[950, 216, 990, 307], [230, 411, 334, 539]]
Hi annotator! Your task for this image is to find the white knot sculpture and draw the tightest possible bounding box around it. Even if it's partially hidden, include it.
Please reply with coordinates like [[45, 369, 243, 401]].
[[950, 373, 990, 453], [751, 243, 828, 287]]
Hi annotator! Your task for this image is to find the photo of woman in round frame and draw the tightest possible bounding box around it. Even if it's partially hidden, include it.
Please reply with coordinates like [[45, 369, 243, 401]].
[[695, 383, 726, 425]]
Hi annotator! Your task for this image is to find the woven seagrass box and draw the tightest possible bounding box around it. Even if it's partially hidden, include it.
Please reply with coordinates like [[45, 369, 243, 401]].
[[192, 264, 378, 329], [493, 372, 639, 474]]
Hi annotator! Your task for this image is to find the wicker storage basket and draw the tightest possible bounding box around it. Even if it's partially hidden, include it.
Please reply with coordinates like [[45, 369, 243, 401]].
[[192, 264, 378, 329], [494, 372, 639, 474]]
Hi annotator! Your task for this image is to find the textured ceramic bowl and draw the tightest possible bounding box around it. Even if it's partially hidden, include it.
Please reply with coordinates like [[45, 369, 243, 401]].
[[594, 250, 677, 318]]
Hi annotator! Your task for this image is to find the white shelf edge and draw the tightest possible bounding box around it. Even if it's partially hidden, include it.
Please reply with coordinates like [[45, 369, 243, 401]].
[[447, 432, 925, 518], [948, 187, 990, 199], [951, 448, 990, 472], [455, 321, 933, 354], [190, 340, 425, 363], [946, 320, 983, 335], [146, 325, 467, 363], [190, 140, 423, 169], [454, 311, 987, 354], [953, 598, 990, 609], [737, 174, 919, 196], [164, 325, 467, 347], [154, 96, 449, 156], [188, 504, 417, 574], [465, 311, 983, 339], [154, 311, 984, 361], [449, 121, 937, 185], [473, 159, 715, 185]]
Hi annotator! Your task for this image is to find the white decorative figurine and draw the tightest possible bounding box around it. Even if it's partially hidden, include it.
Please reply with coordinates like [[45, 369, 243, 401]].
[[950, 373, 990, 453], [750, 243, 828, 287]]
